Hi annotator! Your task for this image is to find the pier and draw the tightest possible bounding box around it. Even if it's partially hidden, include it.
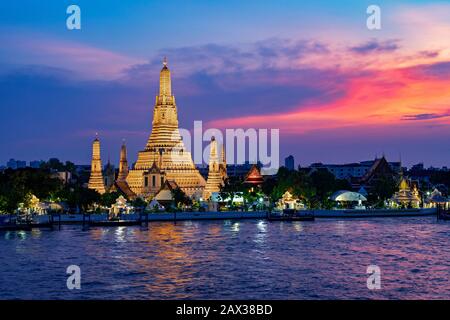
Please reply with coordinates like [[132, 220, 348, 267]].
[[7, 208, 436, 230]]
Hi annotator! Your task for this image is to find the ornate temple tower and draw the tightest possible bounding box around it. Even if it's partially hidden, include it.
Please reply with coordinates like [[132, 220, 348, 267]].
[[203, 137, 226, 200], [220, 143, 228, 181], [104, 158, 116, 192], [117, 141, 129, 182], [88, 136, 106, 194], [126, 58, 206, 198]]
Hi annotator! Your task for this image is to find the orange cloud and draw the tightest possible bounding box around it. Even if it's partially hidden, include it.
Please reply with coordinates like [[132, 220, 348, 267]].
[[208, 61, 450, 135]]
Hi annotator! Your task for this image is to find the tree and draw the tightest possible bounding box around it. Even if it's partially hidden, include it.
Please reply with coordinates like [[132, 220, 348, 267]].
[[269, 168, 314, 205], [99, 192, 122, 207], [219, 177, 244, 207], [64, 161, 76, 174], [0, 195, 8, 213], [261, 177, 277, 198], [265, 167, 353, 209], [63, 187, 101, 212], [0, 168, 64, 213], [131, 197, 147, 210], [368, 176, 397, 207], [171, 187, 192, 208], [309, 169, 352, 208]]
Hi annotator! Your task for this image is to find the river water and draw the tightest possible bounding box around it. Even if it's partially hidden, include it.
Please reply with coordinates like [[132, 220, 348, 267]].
[[1, 217, 450, 299]]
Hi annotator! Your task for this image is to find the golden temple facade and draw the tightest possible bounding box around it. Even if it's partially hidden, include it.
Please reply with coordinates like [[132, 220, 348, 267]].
[[126, 59, 206, 198]]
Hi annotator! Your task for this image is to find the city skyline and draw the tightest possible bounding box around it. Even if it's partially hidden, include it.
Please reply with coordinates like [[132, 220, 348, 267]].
[[1, 1, 449, 167]]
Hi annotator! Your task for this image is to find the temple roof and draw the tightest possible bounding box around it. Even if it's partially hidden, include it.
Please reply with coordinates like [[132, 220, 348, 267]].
[[148, 161, 161, 173], [359, 156, 393, 184], [115, 180, 137, 200], [243, 164, 264, 185], [154, 180, 179, 202], [330, 190, 367, 202]]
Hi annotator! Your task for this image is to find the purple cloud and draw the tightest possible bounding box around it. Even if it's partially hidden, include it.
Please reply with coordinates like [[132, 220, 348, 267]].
[[402, 112, 450, 121], [349, 39, 400, 55]]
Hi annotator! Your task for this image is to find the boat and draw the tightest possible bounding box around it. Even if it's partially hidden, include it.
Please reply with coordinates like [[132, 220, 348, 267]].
[[268, 209, 315, 221]]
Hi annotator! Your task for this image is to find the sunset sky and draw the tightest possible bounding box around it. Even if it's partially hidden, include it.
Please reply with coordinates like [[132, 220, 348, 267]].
[[0, 0, 449, 167]]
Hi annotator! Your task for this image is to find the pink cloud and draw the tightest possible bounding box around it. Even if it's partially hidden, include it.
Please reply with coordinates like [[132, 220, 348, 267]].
[[0, 32, 144, 80], [208, 61, 450, 135]]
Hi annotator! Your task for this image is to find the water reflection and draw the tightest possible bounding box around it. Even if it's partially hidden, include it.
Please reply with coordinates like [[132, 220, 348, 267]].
[[254, 220, 267, 245], [293, 222, 303, 233], [332, 220, 348, 236], [114, 227, 126, 242], [4, 230, 28, 241]]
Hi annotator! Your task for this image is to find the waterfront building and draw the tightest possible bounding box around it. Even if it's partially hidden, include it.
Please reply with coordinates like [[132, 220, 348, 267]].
[[310, 157, 401, 180], [330, 190, 367, 209], [424, 189, 449, 209], [87, 136, 106, 194], [110, 195, 133, 217], [125, 59, 206, 198], [203, 137, 227, 200], [284, 155, 295, 171], [276, 191, 304, 210], [357, 156, 394, 186], [389, 176, 421, 208]]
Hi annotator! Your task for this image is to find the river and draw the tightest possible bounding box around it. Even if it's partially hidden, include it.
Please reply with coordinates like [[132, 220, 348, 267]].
[[1, 217, 450, 299]]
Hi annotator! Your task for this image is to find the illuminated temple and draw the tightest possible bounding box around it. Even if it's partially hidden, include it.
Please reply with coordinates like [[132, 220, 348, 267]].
[[87, 136, 106, 194], [125, 59, 207, 199], [87, 59, 229, 200], [202, 137, 227, 200]]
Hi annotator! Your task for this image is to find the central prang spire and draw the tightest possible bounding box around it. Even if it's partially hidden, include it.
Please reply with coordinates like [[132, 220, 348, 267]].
[[126, 59, 206, 199], [159, 57, 172, 97]]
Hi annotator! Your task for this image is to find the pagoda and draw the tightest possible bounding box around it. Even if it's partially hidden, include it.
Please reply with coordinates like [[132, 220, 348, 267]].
[[203, 137, 227, 200], [126, 58, 206, 198], [87, 135, 106, 194], [114, 141, 137, 199], [104, 158, 115, 192], [389, 176, 421, 208], [117, 141, 129, 182]]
